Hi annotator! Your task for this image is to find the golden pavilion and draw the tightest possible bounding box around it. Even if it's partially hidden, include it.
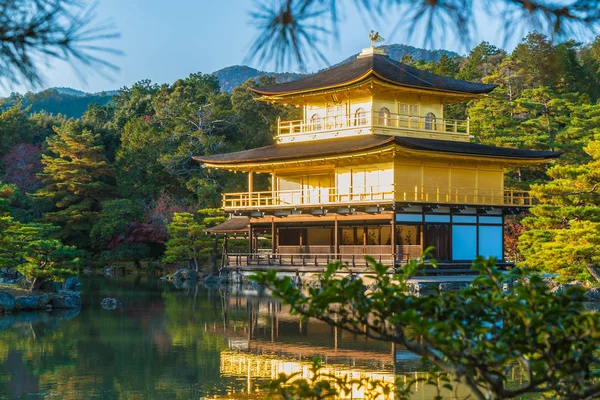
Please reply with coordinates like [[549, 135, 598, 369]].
[[195, 45, 560, 271]]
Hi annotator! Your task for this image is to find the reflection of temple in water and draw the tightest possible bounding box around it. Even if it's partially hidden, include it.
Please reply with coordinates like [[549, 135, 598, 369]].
[[203, 289, 480, 399]]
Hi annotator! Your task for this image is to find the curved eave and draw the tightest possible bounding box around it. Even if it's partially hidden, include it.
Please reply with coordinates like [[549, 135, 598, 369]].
[[194, 138, 397, 171], [194, 136, 562, 171], [395, 147, 563, 166], [251, 71, 496, 99], [250, 69, 374, 97]]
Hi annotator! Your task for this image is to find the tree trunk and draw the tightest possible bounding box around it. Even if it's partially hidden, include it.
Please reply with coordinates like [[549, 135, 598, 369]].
[[29, 277, 39, 293], [211, 234, 219, 276], [586, 264, 600, 282]]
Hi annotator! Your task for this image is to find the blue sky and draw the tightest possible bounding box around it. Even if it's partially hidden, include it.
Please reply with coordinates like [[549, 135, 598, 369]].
[[2, 0, 597, 96]]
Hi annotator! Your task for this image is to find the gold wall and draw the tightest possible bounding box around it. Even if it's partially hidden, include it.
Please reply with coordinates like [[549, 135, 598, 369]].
[[268, 154, 505, 205]]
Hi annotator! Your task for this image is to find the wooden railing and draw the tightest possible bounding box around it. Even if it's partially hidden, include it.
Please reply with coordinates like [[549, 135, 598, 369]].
[[277, 110, 469, 137], [224, 252, 407, 269], [222, 185, 534, 209]]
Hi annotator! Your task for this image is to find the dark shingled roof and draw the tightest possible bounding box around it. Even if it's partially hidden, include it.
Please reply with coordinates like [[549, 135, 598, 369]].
[[194, 135, 562, 165], [252, 53, 497, 96], [195, 135, 394, 164], [206, 217, 249, 234], [395, 137, 562, 159]]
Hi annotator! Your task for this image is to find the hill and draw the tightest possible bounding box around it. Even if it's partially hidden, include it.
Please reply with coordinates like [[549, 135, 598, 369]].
[[1, 88, 114, 118], [213, 44, 461, 92], [1, 44, 462, 115], [343, 43, 460, 65], [212, 65, 304, 93]]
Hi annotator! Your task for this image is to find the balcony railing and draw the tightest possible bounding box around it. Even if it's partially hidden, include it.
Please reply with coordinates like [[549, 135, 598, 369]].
[[222, 185, 534, 210], [277, 110, 469, 137]]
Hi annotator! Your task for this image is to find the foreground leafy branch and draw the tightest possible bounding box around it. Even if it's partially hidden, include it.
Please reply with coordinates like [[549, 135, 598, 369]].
[[252, 256, 600, 399]]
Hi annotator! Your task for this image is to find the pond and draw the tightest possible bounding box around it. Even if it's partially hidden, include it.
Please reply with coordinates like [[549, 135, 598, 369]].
[[0, 275, 506, 399]]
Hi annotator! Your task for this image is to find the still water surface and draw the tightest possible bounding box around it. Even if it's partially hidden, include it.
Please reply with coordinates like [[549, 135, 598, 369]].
[[0, 275, 488, 399]]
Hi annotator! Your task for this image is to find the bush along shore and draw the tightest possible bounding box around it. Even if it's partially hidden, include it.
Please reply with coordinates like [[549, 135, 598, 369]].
[[0, 270, 82, 314]]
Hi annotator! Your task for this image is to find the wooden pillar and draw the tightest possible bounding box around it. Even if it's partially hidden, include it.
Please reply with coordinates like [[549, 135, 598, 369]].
[[334, 216, 339, 258], [363, 226, 367, 254], [271, 217, 276, 253], [248, 171, 254, 194], [390, 213, 396, 263], [248, 224, 253, 254]]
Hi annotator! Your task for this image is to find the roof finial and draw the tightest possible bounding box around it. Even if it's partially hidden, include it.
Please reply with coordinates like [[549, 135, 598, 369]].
[[359, 31, 386, 58], [369, 30, 384, 47]]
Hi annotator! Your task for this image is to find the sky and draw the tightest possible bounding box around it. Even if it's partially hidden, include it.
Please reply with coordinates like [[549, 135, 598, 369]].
[[2, 0, 597, 97]]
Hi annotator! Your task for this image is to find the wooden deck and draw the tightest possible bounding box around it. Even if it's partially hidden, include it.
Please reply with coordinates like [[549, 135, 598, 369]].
[[222, 255, 511, 276]]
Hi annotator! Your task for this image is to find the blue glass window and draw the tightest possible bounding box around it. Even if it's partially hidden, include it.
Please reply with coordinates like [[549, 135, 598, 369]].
[[452, 225, 477, 260], [396, 213, 423, 223], [424, 214, 450, 223], [478, 225, 503, 259], [452, 215, 477, 223], [479, 216, 503, 225]]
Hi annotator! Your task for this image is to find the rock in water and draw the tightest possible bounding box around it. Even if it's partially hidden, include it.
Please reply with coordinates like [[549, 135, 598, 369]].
[[63, 277, 82, 291], [15, 296, 43, 310], [50, 291, 82, 309], [182, 269, 198, 280], [0, 292, 16, 312], [100, 297, 120, 310], [585, 287, 600, 302]]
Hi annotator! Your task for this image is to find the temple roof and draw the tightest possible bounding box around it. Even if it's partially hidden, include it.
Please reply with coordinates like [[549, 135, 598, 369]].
[[251, 53, 497, 96], [194, 135, 562, 165], [206, 217, 250, 234]]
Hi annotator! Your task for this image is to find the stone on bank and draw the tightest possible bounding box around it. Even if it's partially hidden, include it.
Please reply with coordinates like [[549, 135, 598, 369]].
[[0, 292, 16, 312]]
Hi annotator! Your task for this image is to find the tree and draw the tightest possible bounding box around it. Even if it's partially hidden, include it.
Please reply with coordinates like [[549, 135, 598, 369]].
[[90, 199, 144, 248], [91, 199, 165, 268], [82, 103, 120, 162], [115, 117, 174, 198], [457, 41, 504, 82], [0, 182, 81, 291], [2, 143, 43, 194], [163, 210, 226, 272], [253, 257, 600, 399], [0, 0, 118, 87], [0, 103, 35, 156], [34, 120, 115, 248], [163, 212, 205, 271], [17, 237, 82, 292], [519, 139, 600, 282]]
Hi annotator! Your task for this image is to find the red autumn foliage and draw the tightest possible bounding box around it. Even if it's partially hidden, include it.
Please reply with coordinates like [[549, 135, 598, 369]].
[[146, 190, 198, 228], [107, 221, 167, 250], [2, 143, 43, 193], [504, 215, 526, 262]]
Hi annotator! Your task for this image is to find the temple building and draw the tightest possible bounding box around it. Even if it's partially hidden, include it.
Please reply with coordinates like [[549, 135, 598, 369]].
[[195, 45, 561, 271]]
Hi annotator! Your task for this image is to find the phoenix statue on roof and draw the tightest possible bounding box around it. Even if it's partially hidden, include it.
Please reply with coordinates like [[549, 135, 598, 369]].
[[369, 30, 384, 47]]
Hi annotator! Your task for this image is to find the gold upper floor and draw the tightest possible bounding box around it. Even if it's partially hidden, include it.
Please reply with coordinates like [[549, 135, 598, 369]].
[[270, 84, 474, 143], [254, 49, 494, 144]]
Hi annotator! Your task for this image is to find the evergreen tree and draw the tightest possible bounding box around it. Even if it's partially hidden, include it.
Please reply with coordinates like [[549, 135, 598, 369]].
[[34, 120, 115, 248], [17, 238, 82, 291], [0, 103, 35, 156], [163, 212, 206, 271], [163, 210, 225, 272], [457, 41, 504, 82], [519, 140, 600, 282]]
